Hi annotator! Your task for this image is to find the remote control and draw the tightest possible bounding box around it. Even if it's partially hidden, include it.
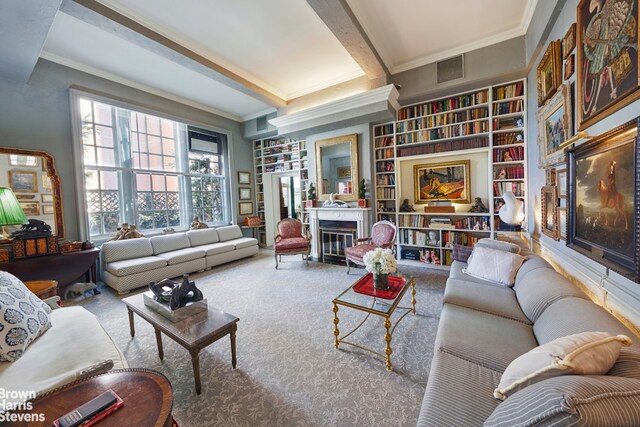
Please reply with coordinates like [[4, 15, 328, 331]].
[[56, 390, 119, 427]]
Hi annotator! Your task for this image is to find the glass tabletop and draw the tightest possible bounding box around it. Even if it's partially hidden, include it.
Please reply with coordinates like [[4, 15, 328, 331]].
[[333, 272, 412, 316]]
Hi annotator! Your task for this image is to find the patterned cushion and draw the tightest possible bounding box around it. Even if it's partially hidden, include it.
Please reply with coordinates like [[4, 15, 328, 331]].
[[0, 271, 52, 362], [371, 222, 396, 247], [155, 247, 205, 265], [101, 238, 154, 263], [277, 219, 302, 240], [150, 233, 190, 255], [105, 256, 167, 276], [275, 237, 309, 251], [345, 244, 375, 261], [216, 225, 243, 242], [451, 243, 473, 262], [485, 375, 640, 427], [186, 228, 219, 246]]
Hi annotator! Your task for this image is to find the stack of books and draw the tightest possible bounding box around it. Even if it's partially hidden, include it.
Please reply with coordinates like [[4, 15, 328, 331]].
[[429, 217, 455, 229]]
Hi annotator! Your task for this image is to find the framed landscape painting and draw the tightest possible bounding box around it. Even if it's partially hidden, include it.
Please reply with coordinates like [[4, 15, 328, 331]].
[[9, 170, 38, 192], [413, 160, 470, 204], [537, 83, 572, 167], [577, 0, 640, 130], [537, 40, 562, 106], [567, 118, 640, 282]]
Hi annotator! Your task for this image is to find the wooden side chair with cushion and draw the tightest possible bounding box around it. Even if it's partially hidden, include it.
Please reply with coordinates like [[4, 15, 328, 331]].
[[274, 218, 311, 269], [345, 220, 397, 274]]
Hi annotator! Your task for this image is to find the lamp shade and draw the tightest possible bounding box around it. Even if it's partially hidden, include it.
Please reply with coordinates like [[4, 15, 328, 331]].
[[0, 187, 27, 226], [498, 191, 525, 225]]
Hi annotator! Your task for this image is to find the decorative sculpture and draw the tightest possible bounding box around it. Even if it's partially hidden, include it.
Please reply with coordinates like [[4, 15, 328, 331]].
[[469, 197, 489, 213], [169, 274, 204, 310], [109, 223, 144, 241], [149, 278, 178, 303], [11, 219, 52, 238], [399, 199, 414, 212], [190, 217, 209, 229], [499, 191, 525, 225], [323, 193, 348, 207]]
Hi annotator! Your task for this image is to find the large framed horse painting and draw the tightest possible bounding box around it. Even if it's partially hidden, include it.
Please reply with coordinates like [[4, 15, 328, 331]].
[[567, 118, 640, 282]]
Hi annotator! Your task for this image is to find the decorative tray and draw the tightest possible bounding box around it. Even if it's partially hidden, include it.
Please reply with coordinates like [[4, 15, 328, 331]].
[[352, 273, 406, 300]]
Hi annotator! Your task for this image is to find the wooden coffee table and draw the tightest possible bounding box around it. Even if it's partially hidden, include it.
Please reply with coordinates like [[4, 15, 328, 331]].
[[122, 293, 239, 394], [10, 369, 173, 427]]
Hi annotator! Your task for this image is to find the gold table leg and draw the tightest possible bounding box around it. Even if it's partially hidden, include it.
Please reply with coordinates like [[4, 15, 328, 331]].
[[384, 317, 392, 370], [411, 278, 417, 314], [333, 303, 340, 349]]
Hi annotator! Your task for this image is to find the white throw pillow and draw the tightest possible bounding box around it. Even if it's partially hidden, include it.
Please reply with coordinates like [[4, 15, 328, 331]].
[[494, 331, 632, 400], [0, 271, 52, 362], [463, 246, 525, 286]]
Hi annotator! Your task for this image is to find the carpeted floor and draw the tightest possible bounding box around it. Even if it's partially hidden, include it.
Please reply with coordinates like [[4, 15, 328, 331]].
[[70, 250, 447, 427]]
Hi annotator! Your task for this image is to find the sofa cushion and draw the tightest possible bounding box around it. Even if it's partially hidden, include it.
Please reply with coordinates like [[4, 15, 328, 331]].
[[233, 237, 258, 249], [0, 271, 52, 362], [216, 225, 243, 241], [150, 233, 190, 255], [515, 268, 587, 323], [463, 246, 525, 286], [199, 241, 236, 256], [444, 278, 531, 324], [104, 256, 167, 277], [476, 238, 521, 254], [494, 332, 632, 400], [485, 375, 640, 427], [275, 237, 310, 251], [155, 247, 205, 265], [101, 238, 154, 263], [513, 254, 552, 288], [186, 228, 220, 246], [449, 260, 502, 287]]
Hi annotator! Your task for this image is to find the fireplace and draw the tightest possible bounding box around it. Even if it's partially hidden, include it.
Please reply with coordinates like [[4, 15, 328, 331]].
[[319, 220, 357, 264]]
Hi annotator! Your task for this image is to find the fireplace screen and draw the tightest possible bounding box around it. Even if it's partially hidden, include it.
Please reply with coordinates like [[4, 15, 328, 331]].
[[319, 220, 357, 264]]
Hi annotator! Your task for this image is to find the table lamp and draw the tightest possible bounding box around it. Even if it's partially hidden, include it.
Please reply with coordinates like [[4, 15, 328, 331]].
[[498, 191, 525, 225], [0, 187, 27, 239]]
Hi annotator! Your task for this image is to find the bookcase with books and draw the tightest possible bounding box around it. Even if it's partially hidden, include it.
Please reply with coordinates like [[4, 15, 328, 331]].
[[371, 78, 527, 269]]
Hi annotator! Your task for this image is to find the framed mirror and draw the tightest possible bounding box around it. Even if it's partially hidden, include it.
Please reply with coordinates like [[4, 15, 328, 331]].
[[315, 134, 358, 201], [0, 147, 64, 243]]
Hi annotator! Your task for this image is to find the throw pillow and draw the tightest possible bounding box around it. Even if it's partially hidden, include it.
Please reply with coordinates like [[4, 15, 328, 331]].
[[476, 238, 521, 254], [451, 243, 473, 263], [462, 246, 525, 286], [493, 331, 632, 400], [0, 271, 52, 362]]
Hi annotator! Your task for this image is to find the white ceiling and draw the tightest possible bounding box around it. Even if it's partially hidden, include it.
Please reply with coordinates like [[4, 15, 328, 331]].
[[35, 0, 537, 121]]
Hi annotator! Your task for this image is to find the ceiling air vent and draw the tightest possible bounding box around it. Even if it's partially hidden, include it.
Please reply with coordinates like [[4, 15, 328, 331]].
[[256, 115, 268, 131], [437, 55, 464, 84]]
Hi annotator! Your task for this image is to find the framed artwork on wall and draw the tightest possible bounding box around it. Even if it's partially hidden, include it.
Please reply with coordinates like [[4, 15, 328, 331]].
[[238, 171, 251, 185], [239, 187, 252, 200], [567, 118, 639, 282], [239, 201, 253, 215], [42, 205, 54, 215], [537, 83, 573, 167], [8, 170, 38, 192], [537, 40, 562, 106], [19, 201, 40, 216], [541, 186, 559, 240], [558, 207, 568, 240], [546, 168, 557, 186], [41, 194, 53, 203], [557, 168, 568, 198], [9, 154, 38, 167], [413, 160, 470, 204], [564, 54, 575, 80], [562, 23, 576, 59], [577, 0, 640, 130]]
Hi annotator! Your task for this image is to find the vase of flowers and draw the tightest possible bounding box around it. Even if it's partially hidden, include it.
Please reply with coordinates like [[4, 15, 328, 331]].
[[363, 248, 397, 290]]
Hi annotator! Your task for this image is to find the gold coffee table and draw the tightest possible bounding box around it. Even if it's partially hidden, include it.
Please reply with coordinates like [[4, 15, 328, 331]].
[[332, 274, 416, 370]]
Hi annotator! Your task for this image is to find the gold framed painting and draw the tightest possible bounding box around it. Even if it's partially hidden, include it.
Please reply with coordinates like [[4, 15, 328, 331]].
[[537, 40, 562, 106], [239, 201, 253, 215], [577, 0, 640, 130], [537, 83, 573, 167], [9, 170, 38, 192], [541, 186, 559, 240], [564, 54, 575, 80], [19, 201, 40, 216], [413, 160, 470, 204], [238, 171, 251, 185], [562, 23, 576, 59]]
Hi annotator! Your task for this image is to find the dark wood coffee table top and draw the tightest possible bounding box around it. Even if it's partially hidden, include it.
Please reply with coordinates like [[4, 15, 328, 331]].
[[11, 369, 173, 427]]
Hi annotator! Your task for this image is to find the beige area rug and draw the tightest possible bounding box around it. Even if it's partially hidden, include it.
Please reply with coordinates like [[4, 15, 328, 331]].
[[71, 250, 447, 426]]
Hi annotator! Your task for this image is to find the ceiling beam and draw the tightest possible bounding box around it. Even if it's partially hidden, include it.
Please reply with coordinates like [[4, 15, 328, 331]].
[[306, 0, 389, 81], [65, 0, 286, 108]]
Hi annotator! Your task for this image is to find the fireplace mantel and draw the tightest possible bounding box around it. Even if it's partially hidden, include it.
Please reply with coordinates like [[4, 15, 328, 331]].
[[307, 207, 371, 260]]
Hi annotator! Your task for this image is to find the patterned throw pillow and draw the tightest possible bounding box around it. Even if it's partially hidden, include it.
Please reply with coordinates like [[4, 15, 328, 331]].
[[451, 243, 473, 263], [0, 271, 52, 362]]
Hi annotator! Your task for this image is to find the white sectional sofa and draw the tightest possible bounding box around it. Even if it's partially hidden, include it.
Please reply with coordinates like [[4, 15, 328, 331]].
[[101, 225, 258, 293]]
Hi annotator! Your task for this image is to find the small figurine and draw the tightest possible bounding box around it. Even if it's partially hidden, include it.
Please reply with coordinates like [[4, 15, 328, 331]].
[[190, 217, 209, 229], [123, 224, 144, 239], [469, 197, 488, 213], [496, 168, 507, 179], [399, 199, 414, 212], [503, 151, 513, 162], [109, 223, 129, 241]]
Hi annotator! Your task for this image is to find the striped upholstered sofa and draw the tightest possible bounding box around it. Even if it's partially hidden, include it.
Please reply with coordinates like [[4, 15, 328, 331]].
[[417, 249, 640, 426], [101, 225, 258, 293]]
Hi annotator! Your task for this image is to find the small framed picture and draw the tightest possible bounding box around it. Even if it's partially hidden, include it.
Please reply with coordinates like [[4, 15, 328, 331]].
[[238, 171, 251, 185], [239, 187, 252, 200], [562, 23, 576, 59], [20, 201, 40, 216], [239, 201, 253, 215], [558, 207, 567, 240], [564, 54, 575, 80], [16, 195, 35, 200], [546, 168, 557, 186], [41, 193, 53, 203], [42, 205, 54, 215], [9, 155, 39, 167], [541, 186, 559, 240], [557, 168, 567, 198], [9, 170, 38, 192]]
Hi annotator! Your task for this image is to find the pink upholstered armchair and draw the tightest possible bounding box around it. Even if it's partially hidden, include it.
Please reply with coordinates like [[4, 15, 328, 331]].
[[274, 218, 311, 269], [345, 220, 397, 274]]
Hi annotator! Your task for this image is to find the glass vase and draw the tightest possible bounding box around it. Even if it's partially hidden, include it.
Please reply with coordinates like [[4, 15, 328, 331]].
[[373, 272, 389, 290]]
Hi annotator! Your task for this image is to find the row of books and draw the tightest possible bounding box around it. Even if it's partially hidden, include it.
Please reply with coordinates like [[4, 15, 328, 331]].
[[442, 231, 482, 246], [493, 81, 524, 100], [493, 131, 524, 146], [375, 148, 394, 160], [493, 181, 524, 197], [398, 215, 491, 230], [395, 107, 488, 132], [493, 116, 524, 130], [397, 120, 489, 144], [493, 99, 524, 116], [494, 165, 525, 179], [376, 174, 396, 186], [375, 136, 394, 148], [397, 90, 489, 120], [376, 161, 395, 172], [374, 123, 394, 137], [264, 162, 299, 173], [493, 146, 525, 162], [264, 154, 291, 164], [396, 136, 488, 157], [376, 187, 396, 199]]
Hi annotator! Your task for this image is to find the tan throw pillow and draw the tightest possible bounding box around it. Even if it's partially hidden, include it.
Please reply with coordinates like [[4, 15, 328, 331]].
[[494, 331, 632, 400], [462, 246, 525, 286]]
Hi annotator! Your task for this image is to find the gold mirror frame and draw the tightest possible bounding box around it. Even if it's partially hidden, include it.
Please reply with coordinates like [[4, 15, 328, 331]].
[[315, 134, 358, 202], [0, 147, 64, 243]]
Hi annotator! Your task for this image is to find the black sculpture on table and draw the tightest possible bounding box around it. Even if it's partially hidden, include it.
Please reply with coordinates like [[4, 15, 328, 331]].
[[11, 219, 52, 238], [149, 274, 204, 310]]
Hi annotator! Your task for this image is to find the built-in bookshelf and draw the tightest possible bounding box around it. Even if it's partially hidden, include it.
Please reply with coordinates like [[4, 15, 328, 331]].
[[372, 78, 527, 269]]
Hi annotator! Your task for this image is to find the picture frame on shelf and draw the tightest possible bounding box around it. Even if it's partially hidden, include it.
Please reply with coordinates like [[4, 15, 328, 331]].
[[239, 187, 252, 201], [19, 201, 40, 216], [537, 40, 562, 106], [562, 23, 576, 59], [9, 170, 38, 192], [238, 171, 251, 185], [577, 0, 639, 130], [557, 168, 568, 198], [239, 201, 253, 215], [413, 160, 471, 204], [537, 83, 573, 167], [541, 186, 559, 240], [567, 118, 639, 282], [564, 54, 575, 80], [558, 207, 568, 240]]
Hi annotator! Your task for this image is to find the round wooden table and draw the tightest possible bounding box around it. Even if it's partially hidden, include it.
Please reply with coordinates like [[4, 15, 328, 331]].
[[9, 369, 174, 427]]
